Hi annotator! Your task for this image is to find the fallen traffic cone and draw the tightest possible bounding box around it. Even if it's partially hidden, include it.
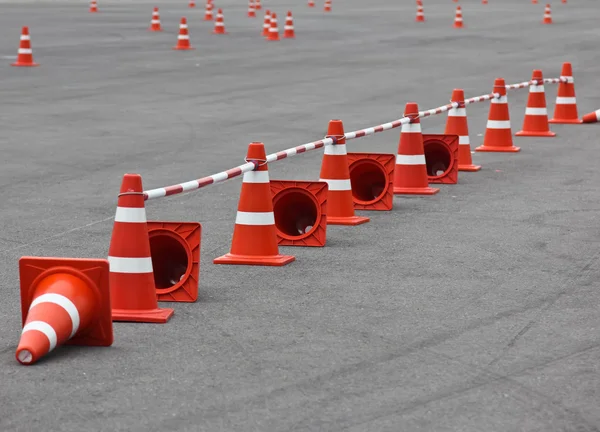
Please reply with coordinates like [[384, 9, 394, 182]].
[[423, 134, 459, 184], [319, 120, 371, 225], [149, 7, 162, 32], [147, 221, 201, 302], [248, 0, 256, 17], [476, 78, 520, 152], [516, 70, 556, 137], [214, 143, 295, 266], [262, 10, 271, 36], [283, 11, 295, 38], [416, 2, 425, 22], [582, 109, 600, 123], [347, 153, 395, 211], [213, 9, 227, 34], [454, 6, 463, 28], [393, 103, 440, 195], [270, 180, 329, 247], [542, 4, 552, 24], [445, 89, 481, 172], [11, 26, 39, 67], [204, 1, 213, 20], [324, 0, 332, 12], [173, 17, 194, 50], [108, 174, 174, 323], [267, 12, 280, 41], [16, 256, 113, 365], [90, 0, 98, 12], [549, 62, 582, 124]]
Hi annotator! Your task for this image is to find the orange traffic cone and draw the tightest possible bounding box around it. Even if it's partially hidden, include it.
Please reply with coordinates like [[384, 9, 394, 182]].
[[16, 256, 114, 365], [283, 11, 295, 38], [248, 0, 256, 17], [267, 12, 280, 41], [476, 78, 520, 152], [416, 3, 425, 22], [532, 0, 538, 3], [11, 26, 39, 67], [262, 10, 271, 36], [549, 62, 582, 124], [213, 9, 227, 34], [308, 0, 315, 6], [173, 17, 194, 50], [324, 0, 332, 12], [189, 0, 196, 8], [454, 6, 463, 28], [149, 7, 162, 32], [255, 0, 262, 10], [543, 4, 552, 24], [445, 89, 481, 172], [319, 120, 371, 225], [582, 109, 600, 123], [108, 174, 174, 323], [393, 103, 440, 195], [482, 0, 488, 4], [516, 70, 556, 137], [89, 0, 98, 12], [204, 1, 213, 20], [214, 143, 295, 266]]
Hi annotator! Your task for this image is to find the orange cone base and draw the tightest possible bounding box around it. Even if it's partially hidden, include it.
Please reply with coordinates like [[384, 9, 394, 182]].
[[548, 118, 583, 124], [475, 145, 520, 152], [112, 307, 174, 323], [393, 186, 439, 195], [213, 253, 295, 266], [515, 130, 556, 137], [213, 30, 228, 35], [459, 164, 481, 172], [12, 61, 39, 67], [327, 215, 370, 226], [172, 46, 195, 51]]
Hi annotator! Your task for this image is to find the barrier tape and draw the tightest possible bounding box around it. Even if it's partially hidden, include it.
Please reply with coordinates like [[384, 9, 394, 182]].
[[142, 77, 565, 201]]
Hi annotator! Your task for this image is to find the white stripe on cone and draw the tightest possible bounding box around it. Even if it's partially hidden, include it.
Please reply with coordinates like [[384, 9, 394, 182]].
[[318, 178, 352, 191], [108, 256, 154, 273], [29, 293, 80, 338], [235, 211, 275, 225]]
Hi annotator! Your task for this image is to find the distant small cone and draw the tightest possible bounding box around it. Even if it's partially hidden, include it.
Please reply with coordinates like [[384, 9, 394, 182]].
[[582, 109, 600, 124], [532, 0, 538, 3], [324, 0, 332, 12], [262, 10, 271, 36], [393, 103, 440, 196], [515, 70, 556, 137], [542, 4, 552, 24], [549, 62, 582, 124], [283, 11, 295, 38], [308, 0, 315, 6], [207, 0, 214, 11], [173, 17, 194, 50], [267, 12, 280, 41], [319, 120, 371, 225], [454, 6, 463, 28], [213, 8, 227, 34], [204, 1, 213, 20], [476, 78, 520, 152], [482, 0, 488, 4], [89, 0, 98, 12], [213, 143, 295, 266], [445, 89, 481, 172], [255, 0, 262, 9], [149, 7, 162, 32], [11, 27, 39, 67], [189, 0, 196, 8], [416, 3, 425, 22], [248, 0, 256, 17]]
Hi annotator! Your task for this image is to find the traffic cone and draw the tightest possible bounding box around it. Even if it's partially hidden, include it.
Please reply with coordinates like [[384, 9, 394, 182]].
[[445, 89, 481, 172], [347, 153, 396, 211], [476, 78, 520, 152], [549, 62, 582, 124], [416, 2, 425, 22], [149, 7, 162, 32], [319, 120, 371, 225], [262, 10, 271, 36], [267, 12, 280, 41], [173, 17, 194, 50], [532, 0, 538, 3], [16, 256, 114, 365], [213, 9, 226, 34], [283, 11, 295, 38], [324, 0, 332, 12], [482, 0, 488, 4], [393, 103, 440, 195], [214, 143, 295, 266], [189, 0, 196, 8], [204, 1, 213, 20], [248, 0, 256, 17], [108, 174, 174, 323], [582, 109, 600, 123], [89, 0, 98, 12], [11, 26, 39, 67], [454, 6, 463, 28], [255, 0, 262, 10], [308, 0, 315, 6], [516, 70, 556, 137], [543, 4, 552, 24], [207, 0, 214, 11]]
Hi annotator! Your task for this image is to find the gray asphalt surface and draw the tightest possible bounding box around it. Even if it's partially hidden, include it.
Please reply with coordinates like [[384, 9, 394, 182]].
[[1, 0, 600, 430]]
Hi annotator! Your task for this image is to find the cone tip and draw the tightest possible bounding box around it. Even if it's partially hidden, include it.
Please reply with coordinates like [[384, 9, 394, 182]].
[[120, 173, 143, 194], [561, 62, 573, 75], [532, 69, 543, 80], [451, 89, 465, 101], [181, 17, 187, 23], [404, 102, 419, 115], [16, 348, 34, 365], [247, 142, 267, 160]]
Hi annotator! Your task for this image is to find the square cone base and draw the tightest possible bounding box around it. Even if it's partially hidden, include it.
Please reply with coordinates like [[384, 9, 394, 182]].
[[515, 130, 556, 137], [475, 145, 520, 152], [213, 253, 295, 266], [327, 215, 370, 226], [459, 164, 482, 172], [548, 118, 583, 124], [112, 307, 174, 324], [393, 187, 440, 195]]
